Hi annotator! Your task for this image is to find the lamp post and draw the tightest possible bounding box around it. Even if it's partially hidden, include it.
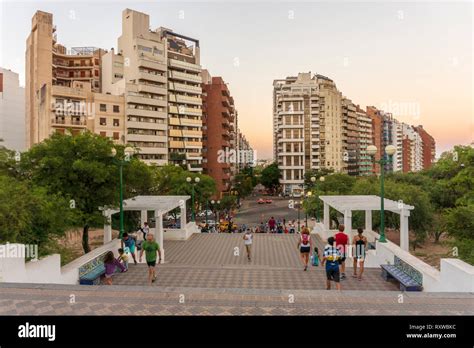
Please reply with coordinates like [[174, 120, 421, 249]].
[[367, 144, 397, 243], [297, 199, 303, 233], [310, 175, 325, 221], [211, 199, 220, 232], [186, 176, 200, 222], [110, 146, 135, 239], [305, 191, 312, 227]]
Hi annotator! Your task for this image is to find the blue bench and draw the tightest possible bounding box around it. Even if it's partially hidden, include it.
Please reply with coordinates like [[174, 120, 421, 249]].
[[79, 252, 107, 285], [381, 256, 423, 292]]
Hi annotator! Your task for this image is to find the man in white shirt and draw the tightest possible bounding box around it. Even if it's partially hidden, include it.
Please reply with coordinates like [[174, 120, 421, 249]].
[[243, 228, 253, 261]]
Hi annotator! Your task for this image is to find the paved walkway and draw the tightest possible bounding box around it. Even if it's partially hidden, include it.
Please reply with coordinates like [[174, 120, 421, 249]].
[[0, 234, 472, 315]]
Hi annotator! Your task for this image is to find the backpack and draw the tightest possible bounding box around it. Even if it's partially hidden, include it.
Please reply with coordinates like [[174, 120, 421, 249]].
[[302, 234, 310, 246]]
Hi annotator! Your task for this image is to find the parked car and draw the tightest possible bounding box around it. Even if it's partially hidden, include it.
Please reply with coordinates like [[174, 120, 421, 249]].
[[265, 199, 273, 204], [166, 214, 181, 221], [257, 198, 265, 204]]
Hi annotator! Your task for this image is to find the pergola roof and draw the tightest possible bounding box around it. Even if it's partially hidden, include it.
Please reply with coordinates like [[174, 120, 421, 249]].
[[319, 195, 414, 214], [101, 195, 190, 216]]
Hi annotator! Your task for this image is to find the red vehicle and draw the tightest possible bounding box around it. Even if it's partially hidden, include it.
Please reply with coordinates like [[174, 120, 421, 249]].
[[265, 199, 273, 204], [257, 198, 265, 204]]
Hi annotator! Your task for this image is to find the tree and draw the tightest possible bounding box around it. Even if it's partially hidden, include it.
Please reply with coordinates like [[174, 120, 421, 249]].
[[0, 174, 71, 257], [19, 132, 151, 253], [260, 162, 281, 192]]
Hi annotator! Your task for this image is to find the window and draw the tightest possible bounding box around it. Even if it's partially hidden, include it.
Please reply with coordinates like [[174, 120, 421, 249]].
[[100, 104, 106, 112], [100, 118, 106, 126], [113, 132, 120, 140], [94, 70, 99, 77], [113, 119, 120, 127], [113, 105, 120, 113], [100, 132, 106, 137]]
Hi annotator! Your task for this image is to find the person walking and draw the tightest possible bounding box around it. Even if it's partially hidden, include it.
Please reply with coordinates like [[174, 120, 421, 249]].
[[352, 228, 368, 280], [243, 228, 253, 261], [103, 251, 127, 285], [322, 237, 342, 290], [139, 233, 162, 285], [335, 224, 349, 280], [121, 233, 137, 265], [297, 227, 312, 271], [140, 221, 150, 241]]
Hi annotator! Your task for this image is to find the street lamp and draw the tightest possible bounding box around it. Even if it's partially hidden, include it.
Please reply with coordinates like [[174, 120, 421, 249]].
[[305, 191, 312, 226], [110, 146, 135, 239], [297, 199, 303, 233], [211, 199, 221, 232], [310, 175, 325, 221], [367, 144, 397, 243], [186, 176, 200, 222]]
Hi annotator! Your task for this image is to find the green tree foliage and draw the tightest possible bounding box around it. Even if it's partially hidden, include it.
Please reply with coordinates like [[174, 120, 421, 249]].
[[260, 162, 281, 192], [19, 132, 152, 253], [0, 174, 71, 257]]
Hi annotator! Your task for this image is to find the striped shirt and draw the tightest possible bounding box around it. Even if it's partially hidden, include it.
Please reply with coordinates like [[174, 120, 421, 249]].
[[323, 245, 341, 262]]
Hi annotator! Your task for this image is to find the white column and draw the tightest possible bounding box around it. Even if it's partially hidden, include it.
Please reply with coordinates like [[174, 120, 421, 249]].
[[365, 210, 372, 232], [323, 202, 330, 231], [155, 210, 165, 262], [180, 204, 186, 230], [103, 210, 112, 244], [140, 210, 147, 225], [400, 209, 410, 251], [344, 210, 352, 240]]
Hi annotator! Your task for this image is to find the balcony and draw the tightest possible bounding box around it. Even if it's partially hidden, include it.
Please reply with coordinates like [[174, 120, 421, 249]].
[[138, 71, 166, 84], [169, 58, 201, 73], [169, 94, 202, 106], [169, 70, 202, 84], [168, 82, 202, 95], [138, 58, 167, 72], [51, 117, 87, 127]]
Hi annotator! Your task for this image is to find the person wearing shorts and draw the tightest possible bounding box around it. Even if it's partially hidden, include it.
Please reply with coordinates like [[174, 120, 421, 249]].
[[352, 228, 367, 280], [297, 227, 312, 271], [335, 224, 348, 279], [121, 233, 137, 265], [139, 233, 161, 285], [243, 228, 253, 261], [322, 237, 342, 290]]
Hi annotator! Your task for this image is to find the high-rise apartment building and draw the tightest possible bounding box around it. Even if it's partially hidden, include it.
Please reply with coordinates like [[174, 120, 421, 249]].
[[355, 105, 373, 176], [273, 72, 344, 195], [102, 9, 203, 168], [26, 11, 125, 148], [202, 71, 236, 196], [366, 106, 383, 174], [342, 97, 359, 175], [414, 125, 436, 169], [0, 68, 25, 151]]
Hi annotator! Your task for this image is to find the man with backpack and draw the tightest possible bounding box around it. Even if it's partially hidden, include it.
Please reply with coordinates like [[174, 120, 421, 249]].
[[121, 232, 137, 265], [297, 227, 312, 271]]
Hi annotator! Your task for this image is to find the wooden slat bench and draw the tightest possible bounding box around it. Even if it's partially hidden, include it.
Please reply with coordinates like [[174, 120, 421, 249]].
[[381, 256, 423, 291]]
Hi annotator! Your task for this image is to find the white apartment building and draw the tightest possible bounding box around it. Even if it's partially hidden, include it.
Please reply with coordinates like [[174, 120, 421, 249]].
[[0, 68, 25, 151], [356, 108, 373, 176], [402, 123, 424, 172], [391, 118, 404, 172], [273, 72, 343, 195]]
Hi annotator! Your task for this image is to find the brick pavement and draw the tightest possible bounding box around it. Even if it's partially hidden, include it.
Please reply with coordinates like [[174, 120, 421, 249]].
[[0, 234, 472, 315]]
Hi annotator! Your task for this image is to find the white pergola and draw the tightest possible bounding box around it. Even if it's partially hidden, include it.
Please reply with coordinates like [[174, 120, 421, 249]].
[[100, 195, 190, 260], [319, 195, 414, 251]]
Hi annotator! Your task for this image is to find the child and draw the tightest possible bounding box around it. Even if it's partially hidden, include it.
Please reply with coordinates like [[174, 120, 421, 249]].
[[117, 248, 129, 270], [103, 251, 127, 285], [311, 247, 320, 266]]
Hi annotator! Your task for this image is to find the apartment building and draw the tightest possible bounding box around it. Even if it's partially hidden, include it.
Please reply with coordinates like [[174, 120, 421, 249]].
[[342, 97, 359, 175], [237, 130, 254, 172], [402, 123, 424, 172], [366, 106, 384, 174], [0, 68, 25, 151], [355, 106, 373, 176], [414, 125, 436, 169], [273, 72, 344, 195], [26, 11, 125, 147], [202, 71, 236, 196], [158, 27, 203, 171]]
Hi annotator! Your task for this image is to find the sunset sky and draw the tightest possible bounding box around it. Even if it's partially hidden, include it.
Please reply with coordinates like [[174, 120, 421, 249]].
[[1, 1, 472, 160]]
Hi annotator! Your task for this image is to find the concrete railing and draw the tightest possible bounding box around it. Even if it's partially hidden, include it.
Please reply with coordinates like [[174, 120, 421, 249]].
[[164, 222, 200, 241]]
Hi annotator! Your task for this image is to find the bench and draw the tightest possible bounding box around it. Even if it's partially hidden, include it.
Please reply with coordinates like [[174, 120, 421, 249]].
[[79, 252, 107, 285], [381, 256, 423, 291]]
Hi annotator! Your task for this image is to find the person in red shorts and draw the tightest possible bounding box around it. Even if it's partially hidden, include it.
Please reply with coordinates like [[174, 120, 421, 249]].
[[335, 224, 349, 280]]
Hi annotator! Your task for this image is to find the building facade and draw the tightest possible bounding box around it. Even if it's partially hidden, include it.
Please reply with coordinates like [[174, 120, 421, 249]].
[[0, 68, 25, 151], [26, 11, 125, 148]]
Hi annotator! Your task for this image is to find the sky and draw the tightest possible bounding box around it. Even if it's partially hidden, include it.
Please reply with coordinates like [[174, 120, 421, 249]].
[[1, 0, 472, 160]]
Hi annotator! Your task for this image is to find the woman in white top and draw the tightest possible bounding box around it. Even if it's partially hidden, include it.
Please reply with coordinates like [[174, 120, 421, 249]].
[[243, 228, 253, 261]]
